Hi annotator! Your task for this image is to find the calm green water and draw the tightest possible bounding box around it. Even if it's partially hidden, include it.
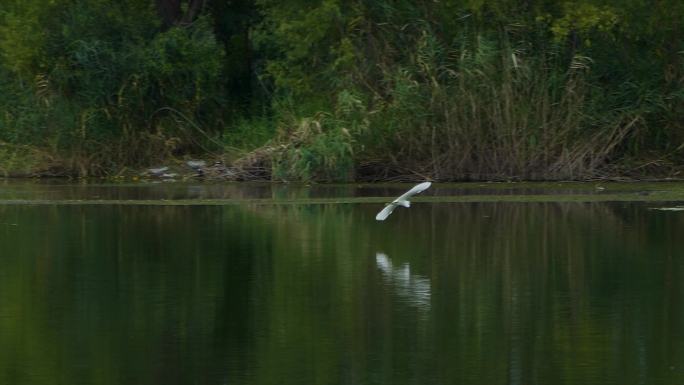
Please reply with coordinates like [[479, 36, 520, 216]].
[[1, 182, 684, 385]]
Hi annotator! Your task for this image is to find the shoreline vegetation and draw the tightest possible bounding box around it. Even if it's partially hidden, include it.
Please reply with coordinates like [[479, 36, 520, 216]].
[[0, 1, 682, 182], [5, 179, 684, 204]]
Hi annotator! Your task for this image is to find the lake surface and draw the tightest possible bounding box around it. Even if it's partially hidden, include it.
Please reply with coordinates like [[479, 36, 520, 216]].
[[1, 181, 684, 384]]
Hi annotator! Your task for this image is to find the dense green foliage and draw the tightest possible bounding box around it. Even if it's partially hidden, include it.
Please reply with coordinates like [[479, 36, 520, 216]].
[[0, 0, 682, 179]]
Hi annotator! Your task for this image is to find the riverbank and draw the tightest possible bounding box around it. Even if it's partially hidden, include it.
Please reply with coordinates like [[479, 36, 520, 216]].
[[1, 145, 683, 183], [4, 176, 684, 200]]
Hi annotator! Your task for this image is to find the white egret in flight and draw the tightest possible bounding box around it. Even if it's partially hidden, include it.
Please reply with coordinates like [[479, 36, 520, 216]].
[[375, 182, 432, 221]]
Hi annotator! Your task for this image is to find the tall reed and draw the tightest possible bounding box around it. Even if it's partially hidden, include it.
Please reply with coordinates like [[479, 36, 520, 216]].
[[356, 35, 642, 180]]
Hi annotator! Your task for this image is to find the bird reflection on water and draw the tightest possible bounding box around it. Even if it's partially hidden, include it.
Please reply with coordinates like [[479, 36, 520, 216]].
[[375, 252, 431, 310]]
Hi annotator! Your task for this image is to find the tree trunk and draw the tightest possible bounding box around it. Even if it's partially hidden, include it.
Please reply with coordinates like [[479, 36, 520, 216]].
[[155, 0, 206, 29], [181, 0, 207, 25], [155, 0, 182, 29]]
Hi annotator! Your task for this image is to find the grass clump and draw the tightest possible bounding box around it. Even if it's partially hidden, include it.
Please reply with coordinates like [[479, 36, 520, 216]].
[[271, 115, 354, 182]]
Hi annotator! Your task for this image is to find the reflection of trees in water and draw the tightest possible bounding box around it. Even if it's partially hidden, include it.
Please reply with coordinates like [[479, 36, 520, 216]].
[[418, 202, 684, 384], [0, 204, 272, 384], [1, 201, 684, 384], [220, 202, 684, 383]]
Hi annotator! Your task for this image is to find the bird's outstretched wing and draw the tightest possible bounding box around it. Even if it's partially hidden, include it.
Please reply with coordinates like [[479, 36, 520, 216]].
[[375, 204, 397, 221], [376, 182, 432, 221], [393, 182, 432, 203]]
